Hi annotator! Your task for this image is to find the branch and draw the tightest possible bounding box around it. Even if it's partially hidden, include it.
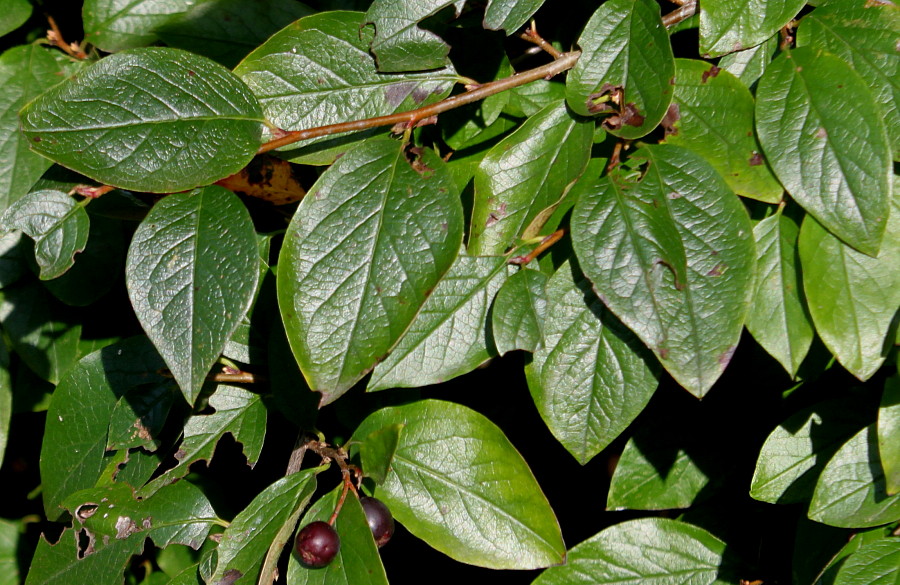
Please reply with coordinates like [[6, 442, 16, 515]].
[[662, 0, 697, 28]]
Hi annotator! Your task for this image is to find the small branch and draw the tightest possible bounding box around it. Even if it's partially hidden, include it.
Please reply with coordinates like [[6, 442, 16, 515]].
[[44, 12, 87, 59], [519, 21, 563, 60], [509, 228, 566, 266], [661, 0, 697, 28], [257, 51, 581, 154], [285, 431, 312, 475]]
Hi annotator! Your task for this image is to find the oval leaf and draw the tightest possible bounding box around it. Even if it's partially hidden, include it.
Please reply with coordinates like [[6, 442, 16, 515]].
[[571, 144, 756, 396], [880, 376, 900, 495], [20, 47, 263, 193], [277, 139, 463, 404], [126, 186, 259, 404], [492, 268, 547, 355], [82, 0, 197, 52], [834, 538, 900, 585], [483, 0, 545, 33], [365, 0, 457, 72], [350, 399, 565, 569], [756, 47, 891, 255], [699, 0, 805, 57], [565, 0, 674, 139]]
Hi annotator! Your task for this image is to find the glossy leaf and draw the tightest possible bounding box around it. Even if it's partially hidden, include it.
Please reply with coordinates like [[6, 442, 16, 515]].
[[366, 254, 509, 391], [571, 144, 756, 396], [532, 518, 726, 585], [24, 527, 142, 585], [210, 469, 318, 585], [879, 376, 900, 495], [797, 0, 900, 159], [359, 423, 404, 485], [82, 0, 197, 52], [234, 11, 456, 158], [2, 189, 89, 280], [809, 424, 900, 528], [351, 400, 565, 569], [0, 341, 9, 467], [525, 261, 658, 465], [157, 0, 315, 68], [492, 268, 547, 355], [565, 0, 674, 139], [750, 396, 873, 505], [126, 186, 259, 404], [717, 35, 778, 88], [665, 59, 782, 203], [756, 48, 891, 256], [746, 212, 813, 378], [277, 139, 463, 404], [0, 45, 80, 211], [20, 47, 263, 193], [106, 383, 175, 452], [483, 0, 545, 33], [40, 337, 169, 521], [287, 485, 389, 585], [798, 197, 900, 380], [469, 99, 592, 255], [0, 0, 30, 37], [365, 0, 458, 72], [505, 80, 567, 118], [699, 0, 805, 57], [833, 539, 900, 585], [0, 518, 21, 585]]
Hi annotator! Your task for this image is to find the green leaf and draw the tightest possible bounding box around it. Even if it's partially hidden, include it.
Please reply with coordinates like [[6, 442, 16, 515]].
[[0, 518, 22, 585], [469, 99, 592, 255], [565, 0, 675, 139], [717, 35, 778, 88], [210, 469, 318, 585], [504, 80, 567, 118], [20, 47, 263, 193], [798, 196, 900, 380], [0, 45, 81, 212], [812, 525, 895, 585], [82, 0, 197, 52], [746, 212, 814, 378], [0, 281, 81, 384], [234, 11, 457, 159], [833, 539, 900, 585], [492, 268, 547, 355], [366, 254, 509, 391], [879, 375, 900, 495], [0, 0, 31, 37], [365, 0, 458, 72], [24, 528, 143, 585], [277, 139, 463, 404], [40, 336, 168, 521], [0, 231, 26, 288], [351, 399, 565, 569], [809, 424, 900, 528], [126, 186, 259, 404], [106, 383, 175, 452], [0, 340, 8, 467], [1, 190, 89, 280], [699, 0, 805, 57], [287, 486, 389, 585], [359, 423, 404, 485], [665, 59, 782, 204], [571, 144, 756, 397], [525, 261, 659, 465], [750, 396, 873, 505], [483, 0, 545, 33], [157, 0, 315, 68], [532, 518, 726, 585], [756, 47, 891, 256], [797, 0, 900, 160]]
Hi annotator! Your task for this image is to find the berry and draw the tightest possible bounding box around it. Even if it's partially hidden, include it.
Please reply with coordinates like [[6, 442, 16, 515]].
[[295, 520, 340, 568], [359, 496, 395, 547]]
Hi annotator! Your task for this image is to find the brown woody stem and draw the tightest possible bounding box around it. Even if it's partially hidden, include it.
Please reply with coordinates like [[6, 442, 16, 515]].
[[661, 0, 697, 28]]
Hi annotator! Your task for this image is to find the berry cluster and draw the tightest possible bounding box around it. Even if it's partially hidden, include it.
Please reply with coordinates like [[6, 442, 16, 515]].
[[295, 494, 395, 568]]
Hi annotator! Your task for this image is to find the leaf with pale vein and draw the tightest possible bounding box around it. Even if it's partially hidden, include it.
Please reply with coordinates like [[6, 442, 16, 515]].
[[82, 0, 198, 51], [492, 268, 547, 355], [700, 0, 805, 57]]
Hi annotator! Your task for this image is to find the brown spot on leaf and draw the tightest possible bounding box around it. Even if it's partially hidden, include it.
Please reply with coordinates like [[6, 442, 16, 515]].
[[586, 83, 623, 114], [815, 127, 827, 139], [658, 346, 670, 359], [668, 192, 682, 199], [661, 103, 680, 137], [718, 346, 737, 366], [621, 103, 644, 127], [175, 449, 187, 460], [32, 136, 41, 142], [215, 569, 243, 585], [749, 152, 765, 166], [701, 65, 720, 83], [384, 82, 416, 107], [115, 516, 140, 539], [706, 263, 727, 277]]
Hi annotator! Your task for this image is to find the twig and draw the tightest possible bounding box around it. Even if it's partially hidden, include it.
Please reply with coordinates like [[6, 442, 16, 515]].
[[509, 228, 566, 266], [661, 0, 697, 28], [285, 431, 311, 475], [44, 13, 87, 59], [519, 21, 563, 60]]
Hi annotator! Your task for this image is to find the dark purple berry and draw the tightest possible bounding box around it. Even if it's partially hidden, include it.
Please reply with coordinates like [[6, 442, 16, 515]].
[[295, 520, 340, 568], [359, 496, 394, 548]]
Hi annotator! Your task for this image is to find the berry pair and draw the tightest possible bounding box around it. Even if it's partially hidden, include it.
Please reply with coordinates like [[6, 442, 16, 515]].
[[295, 495, 395, 568]]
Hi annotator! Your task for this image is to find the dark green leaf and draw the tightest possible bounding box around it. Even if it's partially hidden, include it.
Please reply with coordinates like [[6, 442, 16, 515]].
[[798, 196, 900, 380], [0, 231, 26, 288], [565, 0, 675, 139], [82, 0, 197, 52], [532, 518, 726, 585], [287, 486, 389, 585], [0, 45, 81, 211], [750, 396, 873, 505], [809, 424, 900, 528], [2, 189, 89, 280], [483, 0, 545, 33], [833, 539, 900, 585], [700, 0, 805, 57], [746, 212, 813, 378], [351, 399, 565, 569], [210, 469, 318, 585], [756, 48, 891, 256], [40, 336, 168, 521], [492, 268, 547, 355], [0, 281, 81, 384], [157, 0, 315, 68], [20, 47, 263, 193], [365, 0, 458, 72], [0, 518, 21, 585], [126, 186, 259, 404], [359, 423, 404, 485], [812, 525, 894, 585], [665, 59, 782, 203], [277, 139, 463, 404], [0, 0, 31, 37], [504, 80, 567, 118], [106, 383, 175, 452], [717, 35, 778, 88], [469, 99, 592, 255], [880, 376, 900, 495], [366, 255, 509, 391], [234, 11, 456, 160], [571, 144, 756, 396], [525, 261, 659, 465], [797, 0, 900, 159], [24, 528, 143, 585]]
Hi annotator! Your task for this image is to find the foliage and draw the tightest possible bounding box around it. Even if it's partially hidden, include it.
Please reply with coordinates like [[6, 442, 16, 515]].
[[0, 0, 897, 584]]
